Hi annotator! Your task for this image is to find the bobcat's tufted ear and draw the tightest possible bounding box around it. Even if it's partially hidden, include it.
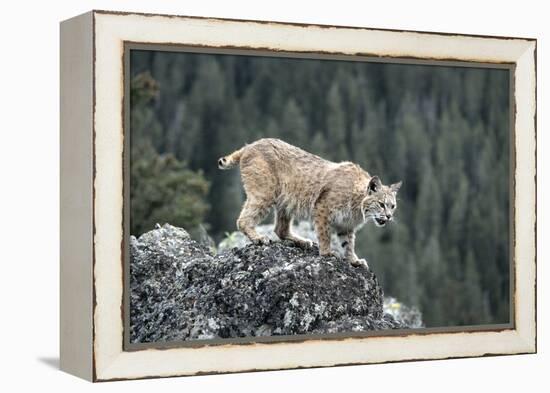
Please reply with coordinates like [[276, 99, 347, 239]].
[[367, 176, 382, 194], [390, 181, 402, 193]]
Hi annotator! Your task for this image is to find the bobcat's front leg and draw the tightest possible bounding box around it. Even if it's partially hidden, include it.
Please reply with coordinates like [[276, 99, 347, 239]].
[[339, 231, 369, 268], [274, 210, 313, 249], [313, 200, 334, 257]]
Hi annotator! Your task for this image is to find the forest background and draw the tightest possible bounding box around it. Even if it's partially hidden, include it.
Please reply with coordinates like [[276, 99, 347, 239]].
[[129, 49, 510, 328]]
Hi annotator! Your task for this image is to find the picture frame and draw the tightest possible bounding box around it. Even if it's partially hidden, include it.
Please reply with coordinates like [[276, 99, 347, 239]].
[[60, 10, 537, 382]]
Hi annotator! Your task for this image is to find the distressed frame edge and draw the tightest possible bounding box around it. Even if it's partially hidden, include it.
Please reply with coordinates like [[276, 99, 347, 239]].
[[512, 40, 537, 354], [59, 11, 95, 382], [92, 8, 538, 42], [122, 42, 518, 352], [96, 349, 537, 383], [90, 11, 537, 381]]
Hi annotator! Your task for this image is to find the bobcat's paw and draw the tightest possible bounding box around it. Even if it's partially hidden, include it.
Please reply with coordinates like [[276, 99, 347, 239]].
[[319, 250, 339, 259], [252, 236, 271, 245], [294, 238, 314, 250], [350, 258, 369, 269]]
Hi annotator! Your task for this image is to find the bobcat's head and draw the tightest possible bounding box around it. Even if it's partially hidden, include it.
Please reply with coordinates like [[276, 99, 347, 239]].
[[361, 176, 402, 227]]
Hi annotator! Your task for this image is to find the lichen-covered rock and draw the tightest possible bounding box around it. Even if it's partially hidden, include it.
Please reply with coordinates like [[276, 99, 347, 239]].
[[130, 224, 407, 343], [383, 297, 423, 328]]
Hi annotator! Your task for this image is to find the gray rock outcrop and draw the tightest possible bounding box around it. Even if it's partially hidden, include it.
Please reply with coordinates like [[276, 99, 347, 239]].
[[130, 224, 407, 343]]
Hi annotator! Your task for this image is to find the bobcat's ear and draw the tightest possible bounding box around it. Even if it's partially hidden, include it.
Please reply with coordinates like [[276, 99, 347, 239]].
[[367, 176, 382, 194], [390, 181, 402, 193]]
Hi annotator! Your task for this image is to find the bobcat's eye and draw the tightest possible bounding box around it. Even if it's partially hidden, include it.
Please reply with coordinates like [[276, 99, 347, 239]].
[[391, 203, 395, 209], [378, 202, 385, 208]]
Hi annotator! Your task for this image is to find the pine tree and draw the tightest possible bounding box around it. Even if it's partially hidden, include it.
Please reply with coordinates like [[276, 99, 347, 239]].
[[462, 250, 491, 324], [130, 141, 210, 236], [280, 99, 308, 148], [325, 82, 348, 161]]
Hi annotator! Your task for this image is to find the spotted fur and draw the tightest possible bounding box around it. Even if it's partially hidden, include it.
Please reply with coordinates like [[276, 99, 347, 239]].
[[219, 138, 402, 267]]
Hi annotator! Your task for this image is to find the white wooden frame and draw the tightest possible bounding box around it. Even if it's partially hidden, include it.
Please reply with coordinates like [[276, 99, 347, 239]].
[[60, 10, 536, 382]]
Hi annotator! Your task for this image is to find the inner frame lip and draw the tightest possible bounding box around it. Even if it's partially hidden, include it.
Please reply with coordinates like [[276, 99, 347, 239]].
[[121, 40, 516, 352]]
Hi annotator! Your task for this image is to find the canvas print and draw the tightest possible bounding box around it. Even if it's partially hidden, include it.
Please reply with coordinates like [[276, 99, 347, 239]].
[[127, 49, 511, 345]]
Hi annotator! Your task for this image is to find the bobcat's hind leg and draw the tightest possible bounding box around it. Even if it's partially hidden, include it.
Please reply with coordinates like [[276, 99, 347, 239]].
[[274, 210, 313, 249], [237, 199, 272, 245], [237, 156, 277, 245]]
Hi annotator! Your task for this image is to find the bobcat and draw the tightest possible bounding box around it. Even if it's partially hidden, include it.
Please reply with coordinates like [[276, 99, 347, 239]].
[[218, 138, 401, 268]]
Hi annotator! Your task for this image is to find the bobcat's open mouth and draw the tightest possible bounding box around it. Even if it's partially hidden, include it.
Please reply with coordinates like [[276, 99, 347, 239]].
[[375, 217, 387, 226]]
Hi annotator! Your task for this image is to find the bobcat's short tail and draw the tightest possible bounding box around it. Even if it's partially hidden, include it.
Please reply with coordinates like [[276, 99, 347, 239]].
[[218, 147, 244, 170]]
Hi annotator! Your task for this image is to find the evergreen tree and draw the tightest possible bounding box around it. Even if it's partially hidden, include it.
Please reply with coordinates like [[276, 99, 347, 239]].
[[280, 99, 308, 147], [130, 141, 210, 236], [326, 82, 348, 161], [462, 250, 491, 324]]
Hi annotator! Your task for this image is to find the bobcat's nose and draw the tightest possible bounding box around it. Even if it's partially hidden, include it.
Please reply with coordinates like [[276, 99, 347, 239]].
[[386, 214, 393, 221]]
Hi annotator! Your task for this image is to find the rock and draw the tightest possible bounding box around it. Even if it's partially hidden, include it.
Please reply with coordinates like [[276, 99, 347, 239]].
[[130, 224, 408, 344], [384, 297, 424, 329], [383, 297, 423, 328]]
